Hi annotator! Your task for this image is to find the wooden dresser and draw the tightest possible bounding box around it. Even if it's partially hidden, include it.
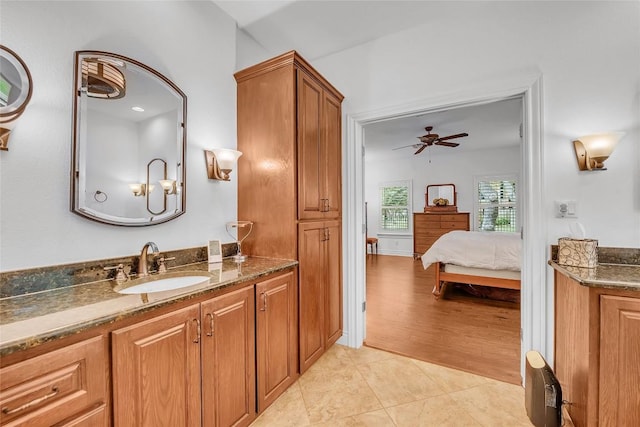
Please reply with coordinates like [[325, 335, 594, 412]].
[[413, 212, 470, 257]]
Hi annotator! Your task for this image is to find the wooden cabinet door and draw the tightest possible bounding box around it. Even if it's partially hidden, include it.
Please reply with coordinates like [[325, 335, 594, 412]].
[[325, 221, 343, 346], [298, 222, 327, 372], [297, 71, 324, 221], [112, 305, 201, 427], [599, 295, 640, 427], [322, 91, 342, 219], [256, 272, 298, 412], [201, 286, 255, 427]]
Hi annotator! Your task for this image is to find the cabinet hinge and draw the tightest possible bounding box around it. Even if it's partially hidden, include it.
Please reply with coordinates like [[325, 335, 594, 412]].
[[362, 301, 366, 312]]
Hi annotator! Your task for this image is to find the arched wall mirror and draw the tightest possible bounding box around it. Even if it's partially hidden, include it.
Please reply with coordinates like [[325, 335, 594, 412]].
[[71, 51, 187, 226], [0, 45, 34, 150]]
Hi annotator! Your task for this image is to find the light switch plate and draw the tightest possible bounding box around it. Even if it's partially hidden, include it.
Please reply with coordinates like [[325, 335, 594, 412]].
[[555, 200, 577, 218]]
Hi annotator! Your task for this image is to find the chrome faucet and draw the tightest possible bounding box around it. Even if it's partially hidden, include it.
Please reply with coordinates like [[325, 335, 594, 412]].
[[137, 242, 159, 277]]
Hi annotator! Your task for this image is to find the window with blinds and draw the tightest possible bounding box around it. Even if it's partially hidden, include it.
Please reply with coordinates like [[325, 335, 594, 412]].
[[379, 180, 412, 234], [475, 176, 518, 232]]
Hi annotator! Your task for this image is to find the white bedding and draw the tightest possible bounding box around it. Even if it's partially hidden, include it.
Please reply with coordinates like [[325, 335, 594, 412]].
[[421, 230, 521, 271]]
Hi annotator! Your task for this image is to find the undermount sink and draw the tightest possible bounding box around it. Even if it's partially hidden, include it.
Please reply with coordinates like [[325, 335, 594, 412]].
[[115, 272, 212, 294]]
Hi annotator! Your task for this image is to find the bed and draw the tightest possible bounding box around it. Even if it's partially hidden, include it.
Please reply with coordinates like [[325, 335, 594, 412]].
[[420, 230, 522, 299]]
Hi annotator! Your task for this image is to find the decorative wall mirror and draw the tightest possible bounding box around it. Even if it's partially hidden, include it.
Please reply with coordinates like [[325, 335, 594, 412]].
[[71, 51, 186, 226], [425, 183, 457, 212], [0, 45, 34, 150]]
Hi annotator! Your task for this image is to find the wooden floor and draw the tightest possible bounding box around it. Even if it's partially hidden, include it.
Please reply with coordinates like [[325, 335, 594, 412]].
[[364, 254, 521, 385]]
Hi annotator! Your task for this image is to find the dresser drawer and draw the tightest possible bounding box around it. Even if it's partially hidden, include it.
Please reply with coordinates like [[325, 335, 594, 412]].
[[440, 221, 468, 230], [438, 214, 461, 221], [414, 229, 445, 239], [0, 336, 107, 427]]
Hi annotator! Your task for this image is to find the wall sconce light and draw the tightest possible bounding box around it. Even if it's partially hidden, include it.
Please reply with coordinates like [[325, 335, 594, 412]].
[[573, 132, 624, 171], [205, 148, 243, 181], [129, 183, 146, 196], [159, 179, 177, 195]]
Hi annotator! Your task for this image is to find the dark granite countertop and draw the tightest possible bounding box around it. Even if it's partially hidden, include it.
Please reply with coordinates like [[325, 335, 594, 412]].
[[0, 257, 297, 357], [549, 261, 640, 291]]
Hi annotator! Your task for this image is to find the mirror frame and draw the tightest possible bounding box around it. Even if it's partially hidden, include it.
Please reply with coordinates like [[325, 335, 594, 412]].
[[0, 45, 33, 124], [71, 50, 187, 226], [426, 183, 457, 207]]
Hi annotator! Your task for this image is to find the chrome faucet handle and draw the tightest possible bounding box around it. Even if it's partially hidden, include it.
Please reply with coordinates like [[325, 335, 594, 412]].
[[157, 256, 176, 274], [104, 264, 129, 282]]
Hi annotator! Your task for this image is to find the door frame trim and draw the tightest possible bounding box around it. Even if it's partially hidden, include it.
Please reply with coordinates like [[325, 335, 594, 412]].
[[340, 73, 546, 380]]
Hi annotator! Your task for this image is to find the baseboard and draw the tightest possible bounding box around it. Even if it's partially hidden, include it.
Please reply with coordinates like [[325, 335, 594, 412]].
[[369, 250, 413, 257]]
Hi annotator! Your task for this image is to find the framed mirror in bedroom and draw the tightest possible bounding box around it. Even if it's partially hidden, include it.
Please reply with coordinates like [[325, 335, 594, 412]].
[[425, 183, 457, 212]]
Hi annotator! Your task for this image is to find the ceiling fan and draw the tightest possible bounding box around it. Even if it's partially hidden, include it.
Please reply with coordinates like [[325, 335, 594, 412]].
[[394, 126, 469, 154]]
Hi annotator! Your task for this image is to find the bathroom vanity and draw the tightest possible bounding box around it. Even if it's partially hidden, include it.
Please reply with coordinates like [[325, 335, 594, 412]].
[[550, 248, 640, 427], [0, 256, 298, 427]]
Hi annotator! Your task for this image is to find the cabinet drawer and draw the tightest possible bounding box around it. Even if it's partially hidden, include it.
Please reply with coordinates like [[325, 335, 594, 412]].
[[441, 221, 467, 229], [440, 214, 467, 222], [417, 220, 443, 229], [0, 336, 107, 427], [53, 403, 107, 427], [414, 230, 445, 240]]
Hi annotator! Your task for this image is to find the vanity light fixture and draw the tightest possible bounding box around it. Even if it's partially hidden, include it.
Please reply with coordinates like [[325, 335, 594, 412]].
[[204, 148, 243, 181], [159, 179, 177, 195], [129, 183, 146, 197], [573, 132, 625, 171], [82, 58, 126, 99]]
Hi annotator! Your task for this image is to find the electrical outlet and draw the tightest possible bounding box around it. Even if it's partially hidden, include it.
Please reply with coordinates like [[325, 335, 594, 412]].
[[555, 200, 577, 218]]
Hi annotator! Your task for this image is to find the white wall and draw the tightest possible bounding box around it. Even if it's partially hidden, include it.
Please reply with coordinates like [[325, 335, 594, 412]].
[[0, 1, 239, 271], [365, 146, 521, 256], [306, 1, 639, 357], [314, 2, 640, 249]]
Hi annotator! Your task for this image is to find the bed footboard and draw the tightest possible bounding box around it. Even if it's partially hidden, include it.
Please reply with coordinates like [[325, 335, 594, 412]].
[[433, 262, 521, 300]]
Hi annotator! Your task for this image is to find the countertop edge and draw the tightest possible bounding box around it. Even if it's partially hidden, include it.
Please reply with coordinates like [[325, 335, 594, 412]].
[[548, 260, 640, 291]]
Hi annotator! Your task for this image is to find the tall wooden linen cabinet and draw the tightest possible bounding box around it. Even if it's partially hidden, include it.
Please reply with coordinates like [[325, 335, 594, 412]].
[[235, 51, 344, 374]]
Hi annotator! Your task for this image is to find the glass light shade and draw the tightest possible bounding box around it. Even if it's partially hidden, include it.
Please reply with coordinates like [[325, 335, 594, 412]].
[[159, 179, 176, 194], [212, 148, 242, 170], [577, 132, 624, 158], [129, 183, 145, 196]]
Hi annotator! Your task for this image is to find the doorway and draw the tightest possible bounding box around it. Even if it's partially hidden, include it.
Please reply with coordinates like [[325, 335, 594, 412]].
[[361, 96, 524, 383], [341, 75, 547, 382]]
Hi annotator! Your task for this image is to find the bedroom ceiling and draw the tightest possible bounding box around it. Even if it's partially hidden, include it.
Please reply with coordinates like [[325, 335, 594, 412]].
[[364, 97, 523, 156]]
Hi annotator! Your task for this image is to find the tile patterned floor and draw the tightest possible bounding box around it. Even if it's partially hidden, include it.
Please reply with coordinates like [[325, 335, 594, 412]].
[[251, 344, 532, 426]]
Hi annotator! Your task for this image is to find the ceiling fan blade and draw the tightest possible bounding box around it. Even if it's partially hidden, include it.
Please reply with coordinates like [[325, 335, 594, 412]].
[[393, 143, 421, 150], [435, 141, 460, 147], [438, 132, 469, 141], [414, 145, 427, 155]]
